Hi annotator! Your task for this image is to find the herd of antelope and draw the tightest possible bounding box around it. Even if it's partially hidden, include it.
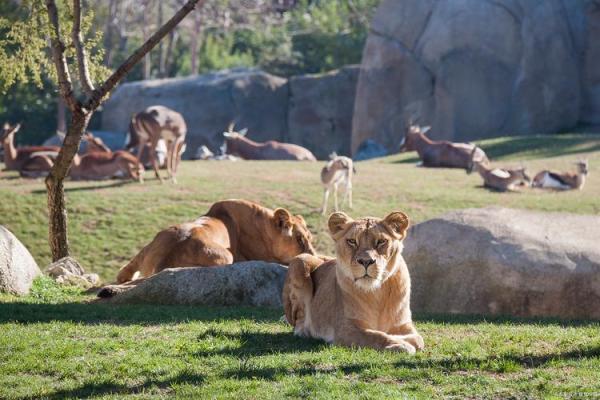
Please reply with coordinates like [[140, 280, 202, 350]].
[[0, 105, 590, 211]]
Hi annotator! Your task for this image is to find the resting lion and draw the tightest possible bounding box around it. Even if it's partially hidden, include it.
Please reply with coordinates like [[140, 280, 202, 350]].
[[282, 211, 424, 353], [116, 199, 316, 283]]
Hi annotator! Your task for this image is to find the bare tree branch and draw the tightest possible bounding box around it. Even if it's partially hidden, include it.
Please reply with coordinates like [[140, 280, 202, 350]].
[[85, 0, 205, 110], [72, 0, 95, 97], [45, 0, 79, 112]]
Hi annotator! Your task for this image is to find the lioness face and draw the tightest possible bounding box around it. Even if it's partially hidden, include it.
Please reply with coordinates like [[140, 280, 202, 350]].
[[328, 211, 409, 291], [271, 208, 316, 263]]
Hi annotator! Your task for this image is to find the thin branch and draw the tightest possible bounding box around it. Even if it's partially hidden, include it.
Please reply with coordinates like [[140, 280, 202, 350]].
[[72, 0, 95, 97], [85, 0, 205, 110], [45, 0, 79, 112]]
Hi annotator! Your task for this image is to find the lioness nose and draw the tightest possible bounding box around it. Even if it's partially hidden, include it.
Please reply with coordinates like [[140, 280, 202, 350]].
[[357, 257, 375, 268]]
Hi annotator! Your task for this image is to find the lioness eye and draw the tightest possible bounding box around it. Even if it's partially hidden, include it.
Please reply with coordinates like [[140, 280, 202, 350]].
[[376, 239, 388, 248], [346, 239, 357, 247]]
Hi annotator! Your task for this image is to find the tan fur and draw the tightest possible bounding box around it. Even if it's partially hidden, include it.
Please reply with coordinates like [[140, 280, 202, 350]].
[[116, 199, 316, 283], [283, 211, 424, 353], [532, 160, 589, 190], [467, 147, 530, 191], [1, 122, 59, 172], [69, 151, 144, 182], [130, 106, 187, 183], [320, 154, 354, 215]]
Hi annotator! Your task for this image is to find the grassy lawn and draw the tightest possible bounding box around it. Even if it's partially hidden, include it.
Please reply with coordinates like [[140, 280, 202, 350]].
[[1, 134, 600, 398]]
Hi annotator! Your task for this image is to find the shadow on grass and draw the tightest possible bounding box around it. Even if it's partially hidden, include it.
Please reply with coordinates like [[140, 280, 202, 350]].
[[0, 302, 281, 325], [392, 345, 600, 373], [30, 179, 134, 194], [479, 135, 600, 160], [2, 302, 598, 327], [219, 345, 600, 381], [17, 370, 206, 400], [195, 327, 327, 358]]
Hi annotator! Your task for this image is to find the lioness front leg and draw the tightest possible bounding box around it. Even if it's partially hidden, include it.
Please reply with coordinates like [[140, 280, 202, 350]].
[[388, 322, 424, 351], [338, 320, 417, 354]]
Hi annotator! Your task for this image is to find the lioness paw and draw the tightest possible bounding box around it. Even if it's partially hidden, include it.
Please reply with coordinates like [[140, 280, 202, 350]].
[[385, 342, 416, 354]]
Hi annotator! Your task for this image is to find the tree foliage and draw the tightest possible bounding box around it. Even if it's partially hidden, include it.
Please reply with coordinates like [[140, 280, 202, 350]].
[[0, 0, 381, 144]]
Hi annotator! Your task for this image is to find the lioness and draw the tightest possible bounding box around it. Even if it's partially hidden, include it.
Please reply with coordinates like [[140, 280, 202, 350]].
[[116, 199, 315, 283], [283, 211, 424, 353]]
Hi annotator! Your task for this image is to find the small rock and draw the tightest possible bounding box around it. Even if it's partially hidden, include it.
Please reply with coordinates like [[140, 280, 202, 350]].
[[46, 256, 101, 288]]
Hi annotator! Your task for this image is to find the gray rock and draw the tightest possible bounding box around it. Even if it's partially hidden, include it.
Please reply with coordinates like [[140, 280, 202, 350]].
[[0, 226, 40, 295], [403, 207, 600, 320], [287, 66, 360, 159], [46, 256, 85, 277], [99, 261, 287, 308], [46, 256, 100, 288], [352, 0, 600, 154], [101, 68, 289, 159]]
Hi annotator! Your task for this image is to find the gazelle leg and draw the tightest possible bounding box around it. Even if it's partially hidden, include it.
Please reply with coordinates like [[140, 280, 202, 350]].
[[346, 184, 353, 209], [150, 145, 163, 183], [333, 184, 339, 212], [165, 141, 173, 180], [321, 188, 330, 215]]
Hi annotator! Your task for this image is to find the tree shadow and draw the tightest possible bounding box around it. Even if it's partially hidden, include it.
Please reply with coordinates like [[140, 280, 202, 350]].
[[30, 179, 134, 194], [392, 345, 600, 373], [16, 370, 206, 400], [478, 135, 600, 160], [413, 312, 600, 327], [222, 361, 366, 381], [0, 302, 281, 325], [195, 327, 326, 358]]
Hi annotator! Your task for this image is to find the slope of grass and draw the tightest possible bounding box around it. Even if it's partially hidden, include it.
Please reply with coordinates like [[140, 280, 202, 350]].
[[1, 134, 600, 399]]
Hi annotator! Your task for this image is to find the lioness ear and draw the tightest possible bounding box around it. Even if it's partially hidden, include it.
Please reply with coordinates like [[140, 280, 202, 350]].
[[274, 208, 293, 236], [382, 211, 410, 240], [328, 212, 353, 237]]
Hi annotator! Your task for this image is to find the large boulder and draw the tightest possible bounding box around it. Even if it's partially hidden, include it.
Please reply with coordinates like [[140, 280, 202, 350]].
[[352, 0, 600, 154], [99, 261, 287, 307], [404, 207, 600, 320], [287, 66, 360, 159], [101, 68, 289, 158], [0, 226, 41, 295]]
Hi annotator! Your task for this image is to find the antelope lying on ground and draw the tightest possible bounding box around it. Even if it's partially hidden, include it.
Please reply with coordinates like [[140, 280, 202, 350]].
[[399, 124, 490, 169], [195, 144, 239, 161], [69, 133, 144, 182], [532, 161, 589, 190], [320, 153, 355, 215], [1, 122, 60, 175], [129, 105, 187, 183], [467, 147, 530, 192], [223, 125, 316, 161]]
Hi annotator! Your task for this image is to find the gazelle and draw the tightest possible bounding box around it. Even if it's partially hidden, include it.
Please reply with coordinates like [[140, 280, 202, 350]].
[[68, 133, 144, 182], [1, 122, 60, 172], [467, 147, 530, 192], [532, 160, 589, 190], [320, 153, 355, 215], [400, 124, 490, 169], [129, 105, 187, 183], [223, 124, 317, 161]]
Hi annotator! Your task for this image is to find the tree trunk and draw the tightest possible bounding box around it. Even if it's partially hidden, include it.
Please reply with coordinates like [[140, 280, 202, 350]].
[[57, 97, 66, 133], [45, 110, 91, 261]]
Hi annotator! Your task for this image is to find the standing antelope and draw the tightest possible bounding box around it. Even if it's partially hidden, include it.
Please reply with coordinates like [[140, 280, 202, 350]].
[[400, 124, 490, 169], [532, 160, 589, 190], [467, 147, 530, 192], [1, 122, 60, 173], [223, 124, 317, 161], [320, 153, 355, 215], [130, 105, 187, 183]]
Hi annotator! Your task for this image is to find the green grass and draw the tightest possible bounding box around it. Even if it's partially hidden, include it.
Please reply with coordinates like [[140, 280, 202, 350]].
[[1, 134, 600, 398]]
